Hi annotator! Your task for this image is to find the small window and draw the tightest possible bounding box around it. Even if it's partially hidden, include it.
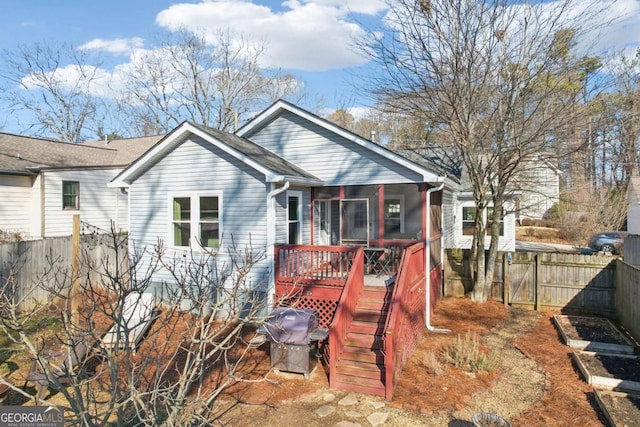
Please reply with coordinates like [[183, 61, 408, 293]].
[[288, 194, 301, 244], [384, 196, 404, 235], [462, 206, 475, 236], [62, 181, 79, 210]]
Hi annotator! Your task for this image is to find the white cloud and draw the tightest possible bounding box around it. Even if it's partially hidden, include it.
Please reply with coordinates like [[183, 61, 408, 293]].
[[20, 64, 114, 98], [155, 0, 384, 71], [78, 37, 144, 55]]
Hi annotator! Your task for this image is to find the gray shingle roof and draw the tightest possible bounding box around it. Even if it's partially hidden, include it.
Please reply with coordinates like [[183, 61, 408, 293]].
[[82, 135, 163, 164], [0, 133, 161, 174], [190, 122, 319, 181], [394, 147, 462, 184]]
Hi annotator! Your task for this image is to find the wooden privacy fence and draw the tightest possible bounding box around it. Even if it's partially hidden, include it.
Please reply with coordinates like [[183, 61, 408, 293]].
[[444, 249, 616, 315], [0, 232, 128, 313], [616, 259, 640, 342]]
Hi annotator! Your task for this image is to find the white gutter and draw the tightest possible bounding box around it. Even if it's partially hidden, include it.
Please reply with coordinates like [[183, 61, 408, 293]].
[[425, 181, 450, 333], [266, 181, 291, 307]]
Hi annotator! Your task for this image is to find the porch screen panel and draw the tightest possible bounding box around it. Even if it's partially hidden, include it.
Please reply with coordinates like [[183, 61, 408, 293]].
[[341, 199, 368, 245]]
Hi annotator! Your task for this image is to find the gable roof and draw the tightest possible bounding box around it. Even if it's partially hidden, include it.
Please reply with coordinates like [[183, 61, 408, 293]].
[[237, 99, 450, 186], [0, 132, 161, 175], [109, 122, 323, 188], [81, 135, 163, 164]]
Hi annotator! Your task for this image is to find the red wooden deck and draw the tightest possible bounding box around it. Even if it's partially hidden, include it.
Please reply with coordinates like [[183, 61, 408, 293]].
[[273, 243, 440, 399]]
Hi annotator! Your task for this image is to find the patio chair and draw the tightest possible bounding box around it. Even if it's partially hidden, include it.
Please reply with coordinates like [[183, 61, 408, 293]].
[[25, 335, 92, 400], [102, 292, 157, 353]]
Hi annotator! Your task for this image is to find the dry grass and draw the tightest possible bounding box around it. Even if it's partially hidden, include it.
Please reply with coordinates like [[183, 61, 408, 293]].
[[516, 225, 568, 244]]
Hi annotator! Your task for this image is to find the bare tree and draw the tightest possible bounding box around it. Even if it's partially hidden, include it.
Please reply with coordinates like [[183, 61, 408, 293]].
[[1, 42, 107, 143], [0, 227, 279, 426], [119, 30, 300, 134], [363, 0, 608, 301]]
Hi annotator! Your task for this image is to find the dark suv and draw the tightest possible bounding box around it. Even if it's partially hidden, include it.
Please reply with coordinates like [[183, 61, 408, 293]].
[[588, 231, 628, 254]]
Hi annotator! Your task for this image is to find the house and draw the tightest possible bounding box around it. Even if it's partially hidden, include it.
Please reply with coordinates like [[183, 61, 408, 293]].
[[397, 148, 516, 252], [109, 100, 457, 399], [0, 133, 160, 239], [512, 156, 561, 222], [627, 176, 640, 235], [398, 149, 562, 253]]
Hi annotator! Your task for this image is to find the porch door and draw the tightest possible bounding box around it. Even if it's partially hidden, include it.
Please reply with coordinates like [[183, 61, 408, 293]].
[[314, 200, 331, 245], [340, 199, 369, 246]]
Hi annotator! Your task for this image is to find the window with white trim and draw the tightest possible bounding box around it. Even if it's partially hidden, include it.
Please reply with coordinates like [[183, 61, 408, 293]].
[[287, 191, 302, 244], [383, 195, 405, 235], [62, 181, 80, 210], [171, 193, 221, 248], [462, 206, 476, 236], [461, 205, 504, 237]]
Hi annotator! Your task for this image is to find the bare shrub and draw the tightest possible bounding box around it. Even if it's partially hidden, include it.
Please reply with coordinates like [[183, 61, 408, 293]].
[[441, 330, 497, 373], [0, 225, 280, 426]]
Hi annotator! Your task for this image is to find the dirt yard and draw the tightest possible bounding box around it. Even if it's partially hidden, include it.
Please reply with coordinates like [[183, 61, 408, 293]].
[[214, 298, 609, 426]]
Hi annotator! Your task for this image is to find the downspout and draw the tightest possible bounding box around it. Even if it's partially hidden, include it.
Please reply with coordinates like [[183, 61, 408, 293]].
[[425, 181, 450, 333], [267, 181, 291, 308]]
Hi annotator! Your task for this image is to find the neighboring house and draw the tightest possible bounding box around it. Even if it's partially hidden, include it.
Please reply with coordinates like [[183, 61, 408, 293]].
[[0, 133, 160, 239], [512, 156, 561, 222], [110, 100, 457, 300], [398, 148, 561, 253], [628, 176, 640, 235]]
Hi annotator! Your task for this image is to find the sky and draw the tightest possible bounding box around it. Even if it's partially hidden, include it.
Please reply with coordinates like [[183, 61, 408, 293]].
[[1, 0, 640, 136]]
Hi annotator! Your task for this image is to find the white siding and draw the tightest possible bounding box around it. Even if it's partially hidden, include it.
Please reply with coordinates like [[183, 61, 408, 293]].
[[516, 162, 560, 220], [629, 204, 640, 235], [448, 199, 516, 252], [274, 186, 311, 245], [0, 175, 35, 238], [128, 136, 271, 291], [42, 168, 125, 237], [248, 112, 424, 185]]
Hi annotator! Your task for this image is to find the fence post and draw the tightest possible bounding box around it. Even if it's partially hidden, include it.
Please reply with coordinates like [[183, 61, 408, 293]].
[[71, 214, 81, 326], [534, 253, 541, 311], [503, 252, 509, 306]]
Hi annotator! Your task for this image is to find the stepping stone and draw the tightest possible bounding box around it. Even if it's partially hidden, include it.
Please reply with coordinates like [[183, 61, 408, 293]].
[[369, 401, 385, 410], [366, 412, 388, 426], [339, 393, 359, 406], [316, 405, 336, 418]]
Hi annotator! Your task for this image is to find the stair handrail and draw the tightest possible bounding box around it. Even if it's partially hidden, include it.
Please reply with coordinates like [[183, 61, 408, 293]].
[[382, 242, 426, 400], [328, 246, 365, 387]]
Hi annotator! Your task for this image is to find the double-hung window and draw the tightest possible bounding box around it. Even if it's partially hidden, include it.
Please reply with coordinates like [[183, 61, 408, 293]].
[[287, 191, 302, 244], [461, 205, 504, 236], [62, 181, 80, 210], [171, 193, 222, 249], [462, 206, 476, 236]]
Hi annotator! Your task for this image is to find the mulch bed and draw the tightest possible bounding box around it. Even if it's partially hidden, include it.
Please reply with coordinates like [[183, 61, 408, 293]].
[[554, 315, 632, 346], [574, 352, 640, 383], [595, 390, 640, 427]]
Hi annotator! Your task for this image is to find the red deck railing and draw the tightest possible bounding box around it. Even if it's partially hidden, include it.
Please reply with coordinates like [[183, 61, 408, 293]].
[[274, 245, 359, 328], [328, 246, 365, 387], [382, 242, 428, 400]]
